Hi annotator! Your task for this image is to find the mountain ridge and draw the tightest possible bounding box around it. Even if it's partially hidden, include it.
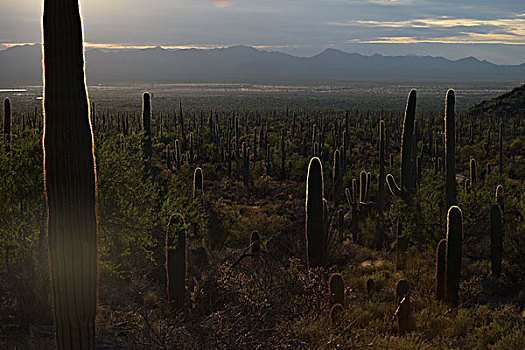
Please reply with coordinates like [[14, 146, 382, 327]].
[[1, 44, 524, 85]]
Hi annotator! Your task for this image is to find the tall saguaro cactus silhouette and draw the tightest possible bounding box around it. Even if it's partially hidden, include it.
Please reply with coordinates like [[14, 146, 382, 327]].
[[43, 0, 98, 349]]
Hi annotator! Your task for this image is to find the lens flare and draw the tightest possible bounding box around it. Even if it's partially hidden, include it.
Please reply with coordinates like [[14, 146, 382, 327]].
[[213, 0, 231, 8]]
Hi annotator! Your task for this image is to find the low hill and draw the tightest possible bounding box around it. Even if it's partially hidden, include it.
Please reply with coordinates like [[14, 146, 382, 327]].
[[469, 84, 525, 116]]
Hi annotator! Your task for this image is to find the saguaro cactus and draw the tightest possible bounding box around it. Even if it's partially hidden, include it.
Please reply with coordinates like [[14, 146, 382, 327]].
[[378, 120, 386, 211], [193, 167, 203, 199], [142, 92, 152, 162], [435, 239, 447, 301], [469, 158, 477, 186], [306, 157, 325, 268], [332, 149, 342, 205], [445, 206, 463, 305], [386, 90, 416, 200], [498, 122, 503, 175], [166, 213, 187, 309], [3, 98, 11, 153], [43, 0, 98, 348], [250, 231, 260, 254], [496, 185, 504, 213], [281, 128, 286, 180], [490, 203, 503, 278], [445, 90, 456, 209], [386, 90, 416, 268], [395, 279, 411, 336]]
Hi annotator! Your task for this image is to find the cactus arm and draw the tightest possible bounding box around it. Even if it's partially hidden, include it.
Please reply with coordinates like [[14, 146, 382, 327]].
[[386, 174, 402, 197]]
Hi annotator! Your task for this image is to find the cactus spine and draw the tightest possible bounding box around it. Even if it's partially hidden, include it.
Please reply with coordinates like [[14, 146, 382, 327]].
[[490, 203, 503, 278], [306, 157, 325, 268], [445, 90, 457, 209], [445, 206, 463, 305], [43, 0, 98, 347], [166, 213, 187, 309]]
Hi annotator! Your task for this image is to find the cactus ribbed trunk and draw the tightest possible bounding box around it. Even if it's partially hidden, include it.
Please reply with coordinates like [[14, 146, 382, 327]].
[[445, 90, 456, 210], [43, 0, 98, 348]]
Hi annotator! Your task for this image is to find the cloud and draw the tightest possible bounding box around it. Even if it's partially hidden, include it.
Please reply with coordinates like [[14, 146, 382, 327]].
[[329, 16, 525, 44]]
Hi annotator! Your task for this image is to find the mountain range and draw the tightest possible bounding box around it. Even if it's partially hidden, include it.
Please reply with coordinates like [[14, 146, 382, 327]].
[[1, 44, 524, 85]]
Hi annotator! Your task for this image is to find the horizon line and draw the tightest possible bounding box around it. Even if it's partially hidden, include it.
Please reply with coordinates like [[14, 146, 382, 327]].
[[1, 42, 524, 66]]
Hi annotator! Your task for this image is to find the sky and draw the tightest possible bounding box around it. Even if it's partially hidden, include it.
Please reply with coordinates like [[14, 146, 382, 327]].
[[0, 0, 524, 64]]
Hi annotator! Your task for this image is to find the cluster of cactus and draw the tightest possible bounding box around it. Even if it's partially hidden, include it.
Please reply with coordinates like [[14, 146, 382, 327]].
[[345, 170, 372, 243]]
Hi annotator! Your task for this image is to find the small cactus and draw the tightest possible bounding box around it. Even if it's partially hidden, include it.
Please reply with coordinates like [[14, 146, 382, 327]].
[[435, 239, 447, 301], [330, 304, 344, 326], [366, 278, 375, 299], [329, 273, 345, 306], [250, 231, 260, 255], [395, 279, 411, 336]]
